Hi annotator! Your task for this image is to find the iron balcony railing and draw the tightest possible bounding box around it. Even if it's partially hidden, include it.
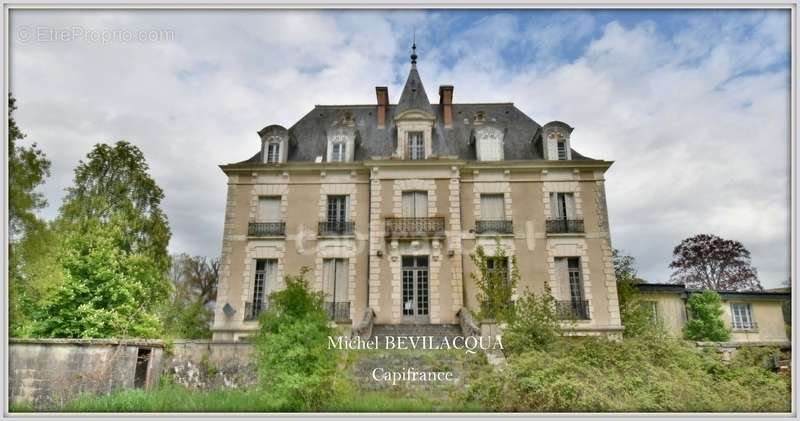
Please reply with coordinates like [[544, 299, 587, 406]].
[[475, 220, 514, 235], [556, 300, 590, 320], [248, 222, 286, 237], [385, 217, 446, 238], [546, 218, 585, 234], [733, 321, 758, 330], [324, 301, 351, 322], [318, 221, 355, 236]]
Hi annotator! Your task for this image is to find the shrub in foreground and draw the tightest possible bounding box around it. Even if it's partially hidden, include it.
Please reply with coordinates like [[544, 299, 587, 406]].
[[252, 267, 336, 411], [465, 337, 789, 412], [683, 290, 731, 341]]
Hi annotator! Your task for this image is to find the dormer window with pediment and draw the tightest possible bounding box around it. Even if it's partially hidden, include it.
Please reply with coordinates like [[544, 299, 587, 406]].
[[326, 127, 355, 163], [475, 126, 504, 161]]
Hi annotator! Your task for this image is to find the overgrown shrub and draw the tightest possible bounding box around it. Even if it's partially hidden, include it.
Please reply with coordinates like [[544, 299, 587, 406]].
[[470, 241, 518, 322], [465, 337, 790, 412], [503, 283, 563, 354], [683, 290, 731, 341], [252, 267, 336, 411]]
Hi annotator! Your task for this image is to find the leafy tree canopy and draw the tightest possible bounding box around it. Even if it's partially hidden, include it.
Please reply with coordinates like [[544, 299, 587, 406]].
[[669, 234, 761, 291], [31, 218, 170, 338], [58, 141, 171, 275], [8, 94, 51, 239]]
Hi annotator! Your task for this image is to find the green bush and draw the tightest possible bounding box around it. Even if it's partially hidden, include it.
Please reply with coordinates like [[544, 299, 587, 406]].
[[503, 283, 563, 354], [683, 290, 731, 341], [252, 267, 336, 411], [464, 337, 790, 412]]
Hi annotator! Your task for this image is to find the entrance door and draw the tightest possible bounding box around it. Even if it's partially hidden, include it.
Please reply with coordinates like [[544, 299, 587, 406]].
[[401, 255, 429, 323]]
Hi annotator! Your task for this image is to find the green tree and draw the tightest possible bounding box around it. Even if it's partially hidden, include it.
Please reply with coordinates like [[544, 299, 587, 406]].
[[470, 240, 519, 322], [58, 141, 171, 275], [8, 94, 51, 238], [31, 141, 172, 338], [253, 267, 336, 411], [161, 254, 219, 339], [8, 94, 53, 336], [31, 218, 169, 338], [683, 290, 731, 341]]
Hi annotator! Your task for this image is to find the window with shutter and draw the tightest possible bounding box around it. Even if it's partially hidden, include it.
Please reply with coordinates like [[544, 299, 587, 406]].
[[480, 194, 505, 220], [402, 191, 428, 217], [257, 196, 281, 222]]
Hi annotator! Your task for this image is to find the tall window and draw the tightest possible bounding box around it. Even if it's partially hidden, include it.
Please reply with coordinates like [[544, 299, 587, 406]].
[[331, 143, 345, 162], [327, 195, 348, 222], [551, 192, 575, 220], [408, 132, 424, 160], [322, 258, 349, 303], [252, 259, 277, 314], [557, 140, 568, 160], [265, 142, 281, 163], [256, 196, 281, 222], [567, 257, 584, 305], [401, 191, 428, 218], [480, 194, 505, 220], [731, 303, 755, 329]]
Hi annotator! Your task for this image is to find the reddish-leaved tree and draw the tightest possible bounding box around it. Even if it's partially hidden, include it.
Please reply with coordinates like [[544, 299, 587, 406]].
[[669, 234, 762, 291]]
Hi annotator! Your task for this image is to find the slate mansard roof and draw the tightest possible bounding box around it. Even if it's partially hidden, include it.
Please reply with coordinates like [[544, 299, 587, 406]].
[[229, 57, 602, 166]]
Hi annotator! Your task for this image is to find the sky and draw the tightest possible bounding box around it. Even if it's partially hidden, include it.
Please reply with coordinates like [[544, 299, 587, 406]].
[[9, 9, 791, 288]]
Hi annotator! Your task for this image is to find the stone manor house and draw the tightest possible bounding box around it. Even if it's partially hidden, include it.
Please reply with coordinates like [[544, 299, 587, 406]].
[[211, 47, 622, 341]]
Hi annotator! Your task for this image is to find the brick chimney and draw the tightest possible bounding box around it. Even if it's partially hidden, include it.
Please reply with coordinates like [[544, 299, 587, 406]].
[[376, 86, 388, 129], [439, 85, 453, 128]]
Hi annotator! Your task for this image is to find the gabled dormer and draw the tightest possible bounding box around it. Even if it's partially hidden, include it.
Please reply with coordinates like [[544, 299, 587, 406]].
[[258, 125, 289, 164], [542, 121, 574, 161], [394, 43, 436, 160]]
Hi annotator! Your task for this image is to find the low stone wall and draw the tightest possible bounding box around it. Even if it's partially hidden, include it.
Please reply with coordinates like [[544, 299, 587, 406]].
[[9, 339, 165, 408], [163, 340, 256, 390]]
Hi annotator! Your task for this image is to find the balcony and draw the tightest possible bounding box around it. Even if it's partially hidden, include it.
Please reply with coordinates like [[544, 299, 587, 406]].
[[318, 221, 355, 236], [385, 217, 446, 239], [546, 218, 585, 234], [556, 300, 590, 320], [248, 222, 286, 237], [475, 220, 514, 235], [324, 301, 351, 322]]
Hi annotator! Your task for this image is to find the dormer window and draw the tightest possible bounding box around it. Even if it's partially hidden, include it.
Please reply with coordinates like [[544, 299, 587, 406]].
[[476, 127, 504, 161], [557, 140, 568, 160], [408, 132, 424, 160], [331, 143, 345, 162], [265, 142, 281, 163]]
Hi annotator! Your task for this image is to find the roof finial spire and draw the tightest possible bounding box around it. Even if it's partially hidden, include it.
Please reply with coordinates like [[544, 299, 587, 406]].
[[410, 30, 418, 66]]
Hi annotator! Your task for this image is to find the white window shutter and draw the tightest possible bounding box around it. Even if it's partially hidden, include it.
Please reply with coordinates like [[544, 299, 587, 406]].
[[335, 259, 349, 302], [565, 193, 576, 219]]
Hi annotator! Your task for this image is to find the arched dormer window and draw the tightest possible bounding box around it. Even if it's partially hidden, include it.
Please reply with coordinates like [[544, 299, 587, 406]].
[[258, 125, 289, 164], [542, 121, 574, 161]]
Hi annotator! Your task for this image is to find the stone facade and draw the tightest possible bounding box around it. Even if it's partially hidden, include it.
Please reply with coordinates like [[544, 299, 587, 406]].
[[211, 52, 623, 340]]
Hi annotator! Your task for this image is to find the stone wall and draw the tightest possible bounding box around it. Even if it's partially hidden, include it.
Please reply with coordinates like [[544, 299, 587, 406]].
[[8, 339, 258, 408], [8, 339, 165, 408], [163, 340, 256, 390]]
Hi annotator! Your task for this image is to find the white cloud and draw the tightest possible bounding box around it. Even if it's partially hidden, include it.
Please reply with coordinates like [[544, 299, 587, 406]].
[[10, 10, 790, 287]]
